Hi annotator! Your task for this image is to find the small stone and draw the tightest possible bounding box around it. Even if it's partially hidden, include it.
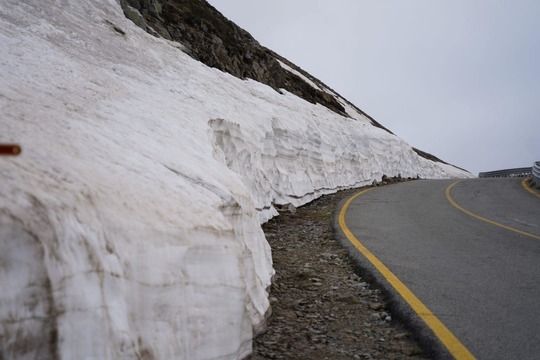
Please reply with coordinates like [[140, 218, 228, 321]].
[[282, 310, 297, 320], [337, 296, 359, 305], [393, 332, 409, 340], [368, 302, 383, 310], [402, 345, 424, 356]]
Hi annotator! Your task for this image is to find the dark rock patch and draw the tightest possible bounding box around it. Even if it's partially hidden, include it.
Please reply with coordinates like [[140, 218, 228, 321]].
[[119, 0, 346, 116]]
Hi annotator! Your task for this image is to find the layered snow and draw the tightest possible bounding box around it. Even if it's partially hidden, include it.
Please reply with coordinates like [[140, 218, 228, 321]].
[[0, 0, 471, 359]]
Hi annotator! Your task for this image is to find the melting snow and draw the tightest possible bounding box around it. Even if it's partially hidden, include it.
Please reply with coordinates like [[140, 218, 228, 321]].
[[0, 0, 471, 359]]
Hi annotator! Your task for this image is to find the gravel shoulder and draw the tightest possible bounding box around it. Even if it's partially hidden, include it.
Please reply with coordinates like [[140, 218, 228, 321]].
[[249, 182, 431, 359]]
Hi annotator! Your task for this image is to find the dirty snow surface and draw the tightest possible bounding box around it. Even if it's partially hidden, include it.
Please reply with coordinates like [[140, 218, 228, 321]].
[[0, 1, 471, 359]]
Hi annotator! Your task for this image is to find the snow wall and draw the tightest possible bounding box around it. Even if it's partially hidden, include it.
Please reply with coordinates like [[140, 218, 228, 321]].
[[0, 0, 471, 359]]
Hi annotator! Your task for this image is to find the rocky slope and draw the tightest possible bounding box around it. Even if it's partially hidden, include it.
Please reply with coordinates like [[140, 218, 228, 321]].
[[120, 0, 347, 114], [120, 0, 432, 138]]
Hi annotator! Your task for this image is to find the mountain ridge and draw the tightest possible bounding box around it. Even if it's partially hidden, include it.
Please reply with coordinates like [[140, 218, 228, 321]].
[[119, 0, 464, 169]]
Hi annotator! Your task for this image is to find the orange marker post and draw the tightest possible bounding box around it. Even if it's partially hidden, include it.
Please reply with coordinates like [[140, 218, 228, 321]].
[[0, 144, 22, 156]]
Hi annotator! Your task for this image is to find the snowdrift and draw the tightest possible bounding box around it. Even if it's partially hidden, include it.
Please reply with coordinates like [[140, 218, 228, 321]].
[[0, 0, 471, 359]]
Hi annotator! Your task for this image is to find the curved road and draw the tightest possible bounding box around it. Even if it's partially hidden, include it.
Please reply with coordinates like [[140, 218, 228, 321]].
[[337, 178, 540, 359]]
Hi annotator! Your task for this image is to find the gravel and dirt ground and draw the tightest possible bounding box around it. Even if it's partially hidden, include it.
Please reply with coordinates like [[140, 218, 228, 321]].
[[249, 181, 431, 360]]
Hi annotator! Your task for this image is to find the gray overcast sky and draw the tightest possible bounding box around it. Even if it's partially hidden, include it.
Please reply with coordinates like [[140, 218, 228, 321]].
[[206, 0, 539, 175]]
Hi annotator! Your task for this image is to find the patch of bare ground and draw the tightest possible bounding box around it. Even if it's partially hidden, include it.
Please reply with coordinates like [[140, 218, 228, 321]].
[[249, 180, 431, 360]]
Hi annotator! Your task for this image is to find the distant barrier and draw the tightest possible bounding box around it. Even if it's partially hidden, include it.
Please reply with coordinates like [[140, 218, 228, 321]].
[[533, 162, 540, 185], [478, 167, 532, 178]]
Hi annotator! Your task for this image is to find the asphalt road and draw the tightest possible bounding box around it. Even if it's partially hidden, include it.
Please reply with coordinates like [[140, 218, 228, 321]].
[[338, 178, 540, 359]]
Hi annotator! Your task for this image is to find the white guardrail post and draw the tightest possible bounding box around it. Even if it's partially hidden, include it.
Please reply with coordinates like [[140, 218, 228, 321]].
[[533, 161, 540, 186]]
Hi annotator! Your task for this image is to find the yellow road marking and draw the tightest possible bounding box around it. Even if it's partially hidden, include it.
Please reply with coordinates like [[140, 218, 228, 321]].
[[339, 189, 475, 360], [446, 181, 540, 240], [521, 178, 540, 198]]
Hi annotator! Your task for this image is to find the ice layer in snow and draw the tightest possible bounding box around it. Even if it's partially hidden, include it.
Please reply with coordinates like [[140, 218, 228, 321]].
[[0, 0, 472, 359]]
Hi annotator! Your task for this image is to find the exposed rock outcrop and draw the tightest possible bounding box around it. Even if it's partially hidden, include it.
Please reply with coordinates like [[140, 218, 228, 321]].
[[120, 0, 347, 115]]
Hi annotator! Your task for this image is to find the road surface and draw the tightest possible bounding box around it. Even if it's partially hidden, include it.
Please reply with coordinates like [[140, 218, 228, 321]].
[[337, 178, 540, 359]]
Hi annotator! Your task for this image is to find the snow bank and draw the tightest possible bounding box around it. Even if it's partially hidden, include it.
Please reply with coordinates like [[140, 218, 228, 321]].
[[0, 0, 471, 359]]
